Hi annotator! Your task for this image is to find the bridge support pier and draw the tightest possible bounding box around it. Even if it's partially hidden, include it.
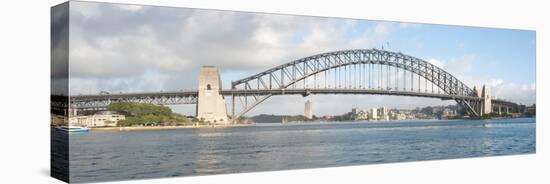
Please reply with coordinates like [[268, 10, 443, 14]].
[[473, 86, 482, 115], [472, 85, 492, 117], [481, 85, 492, 115], [197, 66, 229, 124]]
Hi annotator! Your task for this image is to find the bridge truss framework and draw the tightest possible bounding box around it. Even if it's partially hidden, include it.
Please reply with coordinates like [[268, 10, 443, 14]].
[[231, 49, 483, 119], [55, 49, 521, 120]]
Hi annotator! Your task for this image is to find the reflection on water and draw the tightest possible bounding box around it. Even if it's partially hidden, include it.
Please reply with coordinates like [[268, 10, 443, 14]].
[[51, 128, 69, 182], [63, 118, 535, 183]]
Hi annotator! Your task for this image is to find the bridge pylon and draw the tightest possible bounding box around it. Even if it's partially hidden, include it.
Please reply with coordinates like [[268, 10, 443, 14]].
[[481, 85, 492, 115], [197, 66, 229, 124], [472, 85, 482, 116], [472, 84, 492, 117]]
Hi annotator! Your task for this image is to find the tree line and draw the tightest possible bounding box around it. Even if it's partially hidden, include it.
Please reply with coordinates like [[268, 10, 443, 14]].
[[107, 102, 196, 126]]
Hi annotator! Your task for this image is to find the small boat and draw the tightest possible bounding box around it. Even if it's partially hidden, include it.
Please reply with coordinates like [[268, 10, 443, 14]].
[[55, 126, 90, 133]]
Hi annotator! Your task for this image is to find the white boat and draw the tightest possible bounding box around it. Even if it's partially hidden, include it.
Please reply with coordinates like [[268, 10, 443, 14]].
[[55, 126, 90, 133]]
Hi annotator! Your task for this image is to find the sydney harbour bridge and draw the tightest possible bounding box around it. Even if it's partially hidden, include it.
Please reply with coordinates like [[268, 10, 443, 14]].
[[52, 49, 520, 123]]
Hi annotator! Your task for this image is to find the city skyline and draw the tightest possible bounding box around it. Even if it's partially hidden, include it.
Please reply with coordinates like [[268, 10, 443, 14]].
[[62, 1, 536, 116]]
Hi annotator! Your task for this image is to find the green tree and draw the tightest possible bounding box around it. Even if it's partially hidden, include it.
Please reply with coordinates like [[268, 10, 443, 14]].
[[108, 102, 194, 126]]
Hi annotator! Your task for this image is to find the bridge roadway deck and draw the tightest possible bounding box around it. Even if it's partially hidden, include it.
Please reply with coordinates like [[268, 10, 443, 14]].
[[60, 89, 522, 110], [70, 89, 484, 102]]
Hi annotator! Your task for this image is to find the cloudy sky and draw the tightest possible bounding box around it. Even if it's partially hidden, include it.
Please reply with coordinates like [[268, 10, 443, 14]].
[[64, 1, 536, 116]]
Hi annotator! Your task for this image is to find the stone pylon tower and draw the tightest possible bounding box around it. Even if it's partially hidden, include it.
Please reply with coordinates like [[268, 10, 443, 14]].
[[481, 85, 492, 115], [197, 66, 228, 124], [473, 85, 482, 115]]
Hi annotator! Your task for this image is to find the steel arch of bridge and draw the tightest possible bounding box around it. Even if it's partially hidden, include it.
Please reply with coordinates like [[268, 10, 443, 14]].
[[230, 49, 481, 119]]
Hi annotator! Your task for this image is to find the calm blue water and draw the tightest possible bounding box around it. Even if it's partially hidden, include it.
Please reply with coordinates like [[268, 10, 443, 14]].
[[65, 118, 535, 183]]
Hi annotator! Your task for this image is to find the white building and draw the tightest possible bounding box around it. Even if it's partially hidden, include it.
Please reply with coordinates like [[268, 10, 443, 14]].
[[351, 108, 369, 120], [357, 110, 369, 120], [442, 109, 457, 118], [394, 112, 407, 120], [378, 107, 389, 120], [304, 100, 313, 119], [69, 111, 125, 127], [369, 108, 378, 120]]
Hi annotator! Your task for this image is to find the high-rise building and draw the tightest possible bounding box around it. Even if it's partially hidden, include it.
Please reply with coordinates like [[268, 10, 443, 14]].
[[304, 100, 313, 119], [378, 107, 389, 120], [369, 108, 378, 120]]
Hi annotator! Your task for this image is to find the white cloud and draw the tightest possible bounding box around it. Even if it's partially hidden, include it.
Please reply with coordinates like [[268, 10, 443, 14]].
[[426, 58, 444, 68], [117, 4, 144, 12], [486, 80, 536, 105], [69, 24, 192, 78], [426, 55, 535, 105], [70, 2, 101, 20], [425, 55, 476, 80], [69, 2, 396, 94], [458, 77, 535, 106], [490, 79, 504, 87]]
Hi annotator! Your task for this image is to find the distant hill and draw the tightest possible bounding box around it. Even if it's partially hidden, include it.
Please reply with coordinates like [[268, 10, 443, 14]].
[[250, 114, 312, 123]]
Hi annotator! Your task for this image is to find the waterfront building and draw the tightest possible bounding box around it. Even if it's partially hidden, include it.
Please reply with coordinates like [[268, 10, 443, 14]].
[[350, 108, 369, 120], [378, 107, 389, 120], [388, 110, 399, 120], [304, 100, 313, 119], [369, 108, 378, 120], [442, 109, 457, 118], [357, 110, 369, 120], [69, 111, 125, 127], [395, 113, 407, 120]]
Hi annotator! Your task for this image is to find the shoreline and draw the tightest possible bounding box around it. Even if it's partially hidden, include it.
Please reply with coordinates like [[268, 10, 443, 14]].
[[281, 116, 533, 123], [70, 116, 535, 132], [90, 124, 253, 132]]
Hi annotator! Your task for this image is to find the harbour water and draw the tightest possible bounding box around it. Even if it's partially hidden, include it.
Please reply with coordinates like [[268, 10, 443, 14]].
[[62, 118, 535, 183]]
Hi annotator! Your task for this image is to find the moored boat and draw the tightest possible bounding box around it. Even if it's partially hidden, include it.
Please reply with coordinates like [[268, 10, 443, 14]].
[[55, 126, 90, 133]]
